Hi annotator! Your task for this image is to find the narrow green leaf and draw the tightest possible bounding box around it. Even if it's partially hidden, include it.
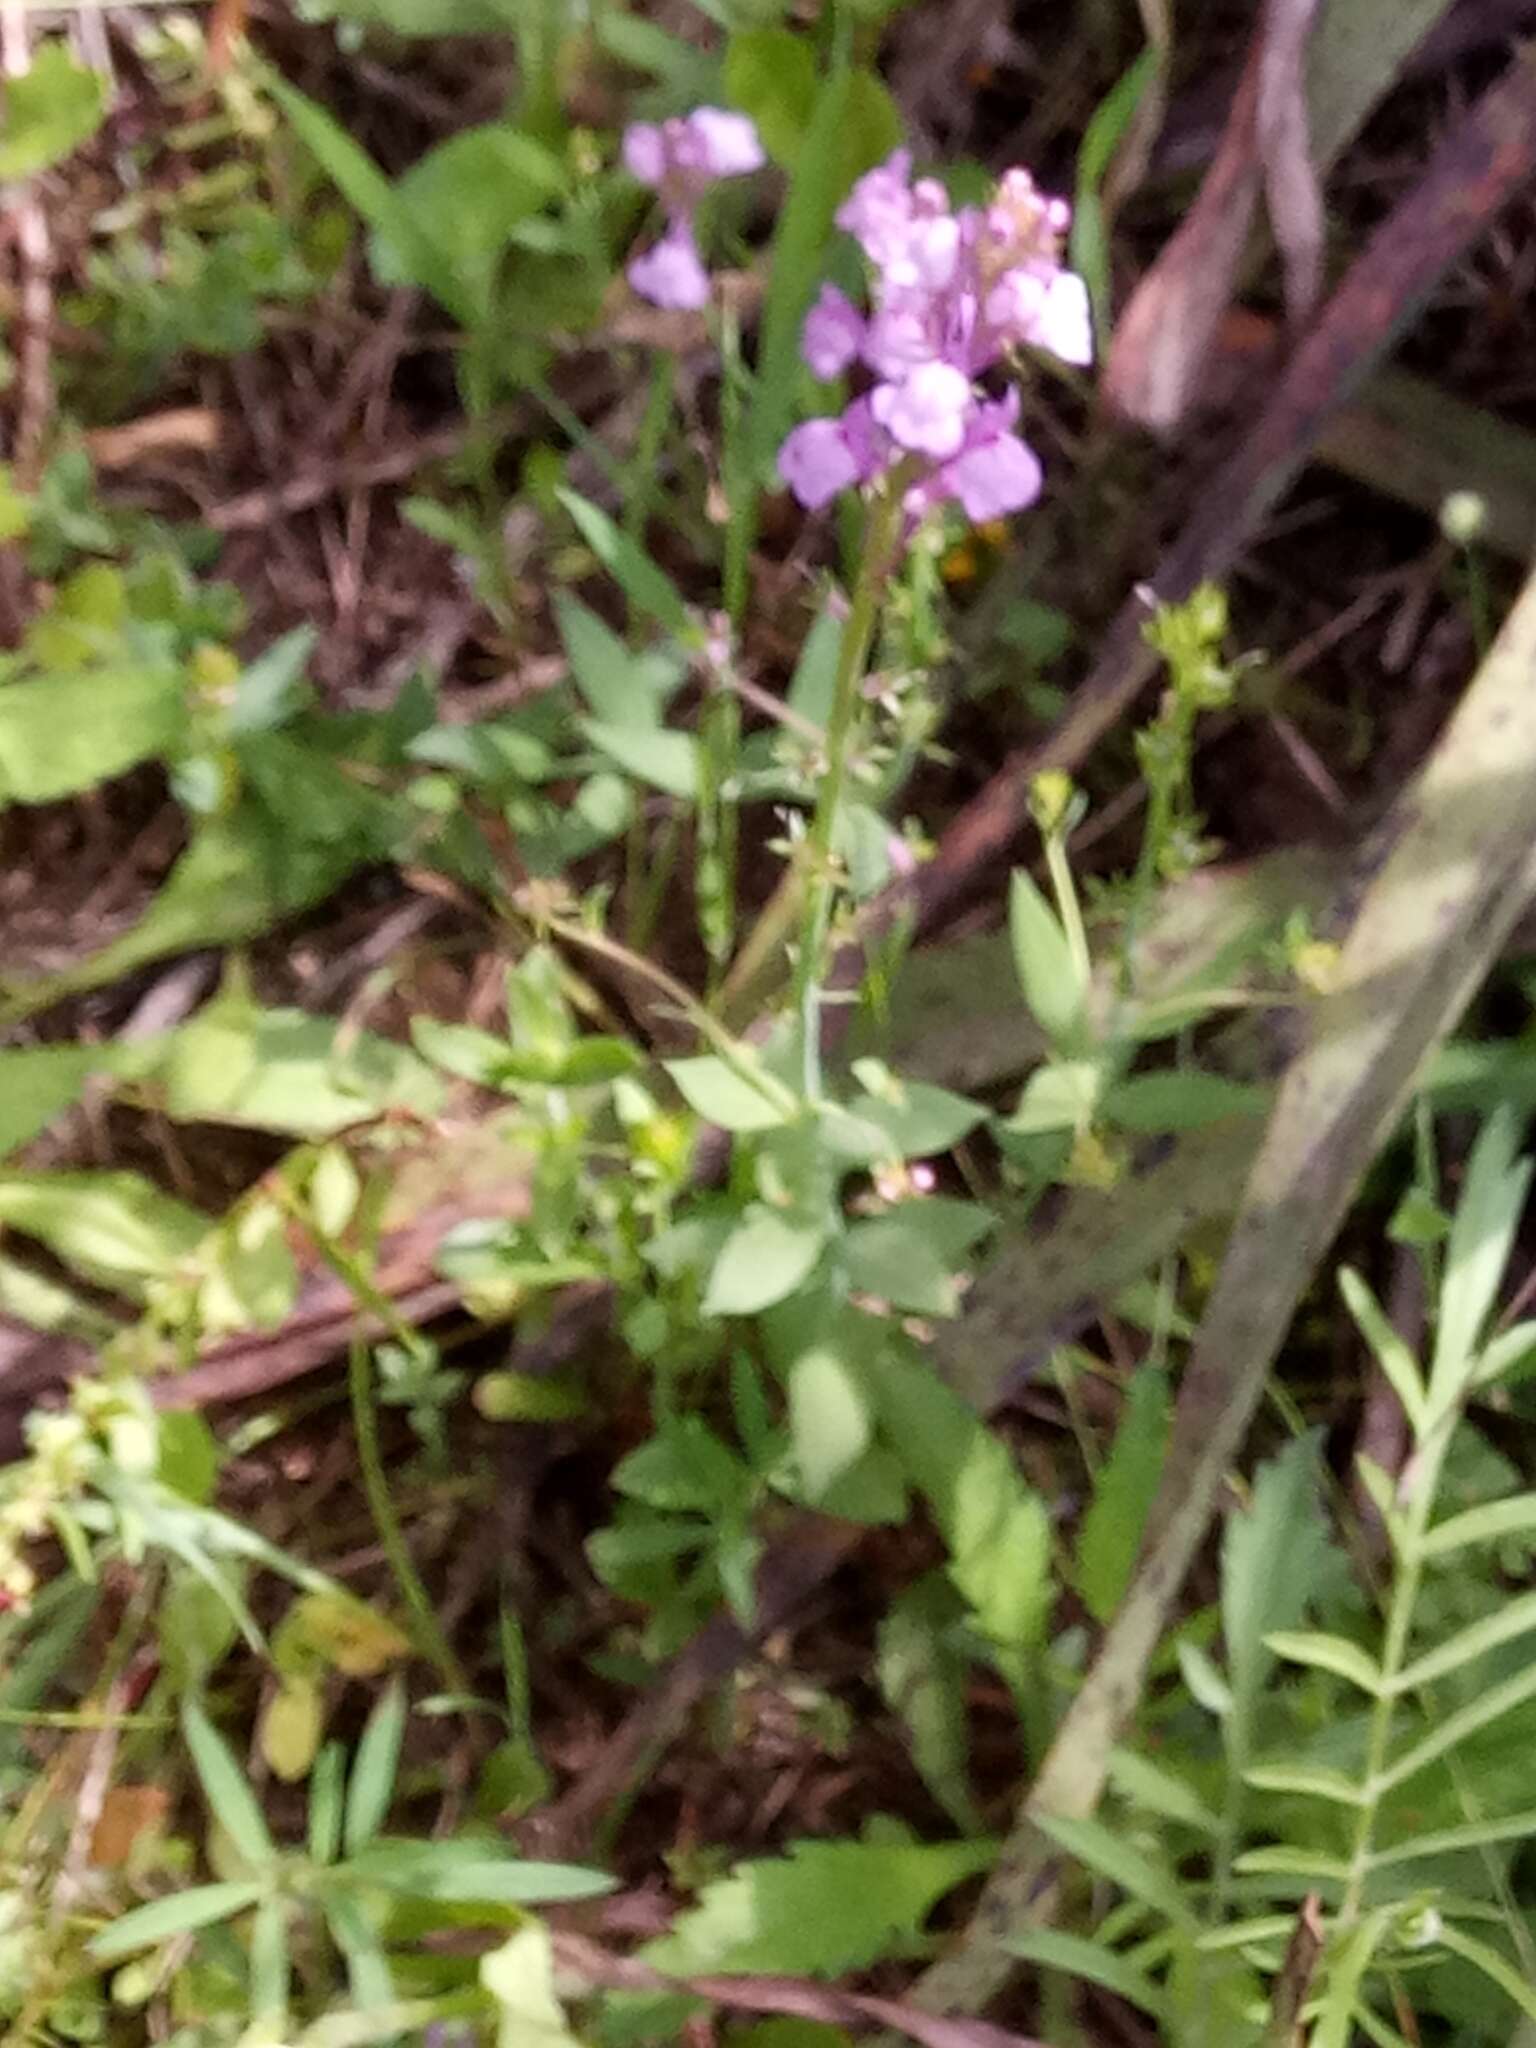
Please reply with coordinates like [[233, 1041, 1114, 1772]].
[[308, 1741, 346, 1867], [1034, 1812, 1198, 1931], [1177, 1640, 1233, 1719], [1076, 1365, 1170, 1624], [1376, 1659, 1536, 1794], [321, 1885, 395, 2012], [1434, 1923, 1536, 2024], [183, 1699, 274, 1866], [1264, 1629, 1383, 1696], [268, 77, 456, 315], [1473, 1315, 1536, 1387], [1008, 869, 1086, 1048], [1069, 48, 1156, 340], [1222, 1436, 1331, 1752], [1194, 1914, 1303, 1954], [344, 1678, 406, 1856], [1339, 1266, 1428, 1436], [1369, 1807, 1536, 1870], [1106, 1749, 1219, 1835], [1231, 1845, 1352, 1882], [556, 489, 691, 637], [1242, 1764, 1364, 1807], [1429, 1106, 1529, 1407], [1004, 1925, 1166, 2017], [249, 1893, 291, 2024], [87, 1880, 266, 1963], [344, 1838, 613, 1905], [1309, 1910, 1394, 2048], [1420, 1488, 1536, 1557], [1392, 1586, 1536, 1692]]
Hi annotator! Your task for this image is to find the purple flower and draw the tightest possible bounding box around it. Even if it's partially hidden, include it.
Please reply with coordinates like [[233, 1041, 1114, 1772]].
[[779, 418, 863, 510], [622, 122, 668, 188], [802, 284, 865, 379], [836, 152, 917, 269], [870, 361, 971, 459], [627, 219, 710, 310], [682, 108, 765, 178], [624, 108, 764, 198], [863, 301, 934, 379], [780, 154, 1090, 524], [927, 394, 1043, 521], [622, 107, 764, 310]]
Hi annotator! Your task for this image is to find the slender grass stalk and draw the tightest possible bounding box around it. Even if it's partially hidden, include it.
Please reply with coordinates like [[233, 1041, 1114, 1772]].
[[347, 1340, 469, 1701]]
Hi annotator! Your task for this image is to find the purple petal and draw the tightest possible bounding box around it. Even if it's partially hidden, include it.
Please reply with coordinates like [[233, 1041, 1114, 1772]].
[[870, 361, 972, 460], [902, 213, 960, 292], [937, 430, 1043, 521], [621, 123, 666, 188], [835, 151, 914, 268], [802, 284, 866, 379], [627, 221, 710, 310], [838, 394, 891, 483], [1028, 271, 1093, 367], [984, 266, 1049, 345], [863, 301, 935, 379], [682, 107, 765, 178], [779, 419, 861, 510]]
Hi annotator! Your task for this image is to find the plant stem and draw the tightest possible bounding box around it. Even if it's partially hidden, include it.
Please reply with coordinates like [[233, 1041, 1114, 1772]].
[[1341, 1425, 1447, 1920], [792, 483, 905, 1091], [347, 1339, 471, 1700]]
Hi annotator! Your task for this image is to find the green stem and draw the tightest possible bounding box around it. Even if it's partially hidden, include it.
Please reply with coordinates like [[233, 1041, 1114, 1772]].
[[347, 1339, 471, 1700], [623, 350, 677, 556], [1043, 826, 1091, 995], [1341, 1425, 1447, 1920], [792, 483, 905, 1089]]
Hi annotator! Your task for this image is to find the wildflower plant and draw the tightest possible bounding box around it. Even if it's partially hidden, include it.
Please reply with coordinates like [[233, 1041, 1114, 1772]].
[[778, 154, 1091, 522], [622, 106, 766, 309]]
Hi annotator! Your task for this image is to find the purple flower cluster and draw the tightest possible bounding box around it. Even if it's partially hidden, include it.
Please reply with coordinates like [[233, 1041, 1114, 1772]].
[[623, 108, 765, 311], [779, 155, 1092, 523]]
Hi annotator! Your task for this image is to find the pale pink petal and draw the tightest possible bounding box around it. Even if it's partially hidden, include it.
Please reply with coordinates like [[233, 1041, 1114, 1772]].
[[683, 107, 765, 177], [937, 430, 1043, 521], [779, 419, 861, 509], [863, 302, 933, 379], [870, 361, 972, 459], [984, 265, 1049, 345], [621, 122, 667, 187], [1028, 270, 1093, 366], [802, 284, 866, 379], [627, 222, 710, 310]]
